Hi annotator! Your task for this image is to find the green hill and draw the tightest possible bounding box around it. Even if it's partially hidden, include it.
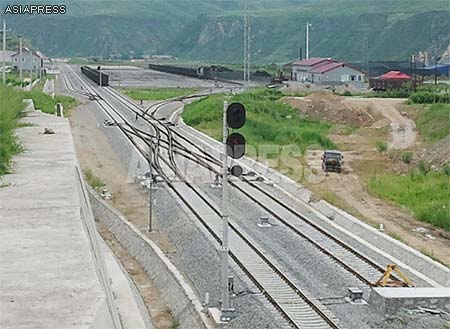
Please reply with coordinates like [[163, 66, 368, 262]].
[[1, 0, 449, 63]]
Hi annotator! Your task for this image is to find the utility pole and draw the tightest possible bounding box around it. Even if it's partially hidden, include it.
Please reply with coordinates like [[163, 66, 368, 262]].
[[220, 100, 234, 322], [19, 36, 23, 88], [243, 2, 251, 91], [306, 22, 312, 60], [2, 18, 10, 85]]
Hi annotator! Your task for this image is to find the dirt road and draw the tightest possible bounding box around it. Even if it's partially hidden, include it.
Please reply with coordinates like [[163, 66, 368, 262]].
[[297, 94, 449, 267], [342, 97, 417, 149]]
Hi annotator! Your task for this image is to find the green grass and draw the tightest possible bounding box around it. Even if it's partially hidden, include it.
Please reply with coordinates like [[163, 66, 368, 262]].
[[0, 85, 78, 176], [122, 88, 200, 101], [368, 171, 450, 230], [23, 89, 78, 117], [182, 88, 335, 153], [412, 103, 450, 143], [84, 169, 106, 190], [34, 74, 56, 91], [0, 86, 26, 176]]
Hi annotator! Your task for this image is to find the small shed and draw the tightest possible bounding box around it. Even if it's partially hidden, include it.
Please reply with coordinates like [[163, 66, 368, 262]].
[[370, 71, 411, 91]]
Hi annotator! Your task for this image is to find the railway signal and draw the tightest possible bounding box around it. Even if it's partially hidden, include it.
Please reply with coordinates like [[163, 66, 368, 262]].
[[226, 102, 246, 129], [220, 101, 246, 321], [226, 132, 245, 159]]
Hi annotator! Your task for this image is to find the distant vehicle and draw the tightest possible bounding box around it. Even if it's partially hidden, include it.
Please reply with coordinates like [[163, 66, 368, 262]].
[[322, 150, 344, 173]]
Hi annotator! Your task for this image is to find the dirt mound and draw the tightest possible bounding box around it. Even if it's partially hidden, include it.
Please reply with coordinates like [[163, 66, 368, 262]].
[[416, 136, 450, 168], [281, 92, 377, 127]]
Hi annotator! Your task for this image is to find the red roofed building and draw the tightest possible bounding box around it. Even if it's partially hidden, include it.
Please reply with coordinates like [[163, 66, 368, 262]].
[[380, 71, 412, 80], [291, 57, 365, 86], [370, 71, 412, 91]]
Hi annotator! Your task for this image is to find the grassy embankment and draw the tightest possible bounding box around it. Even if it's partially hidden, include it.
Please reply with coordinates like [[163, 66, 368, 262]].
[[0, 85, 78, 177], [367, 89, 450, 230], [0, 86, 25, 176], [122, 88, 200, 101], [182, 89, 335, 179]]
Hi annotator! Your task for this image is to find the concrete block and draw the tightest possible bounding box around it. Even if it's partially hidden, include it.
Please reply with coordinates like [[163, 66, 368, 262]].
[[369, 287, 450, 316]]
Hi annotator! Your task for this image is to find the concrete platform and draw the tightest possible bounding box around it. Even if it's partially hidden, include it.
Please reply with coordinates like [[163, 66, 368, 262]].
[[0, 108, 150, 328], [369, 287, 450, 316]]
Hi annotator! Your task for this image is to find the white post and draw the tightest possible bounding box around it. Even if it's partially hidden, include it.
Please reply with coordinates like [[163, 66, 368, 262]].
[[19, 36, 23, 88], [221, 100, 230, 313], [2, 18, 6, 85], [148, 143, 153, 232]]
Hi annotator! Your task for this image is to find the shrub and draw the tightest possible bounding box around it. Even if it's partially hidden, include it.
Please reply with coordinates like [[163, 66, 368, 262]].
[[442, 164, 450, 176], [375, 140, 388, 153], [418, 160, 431, 175], [342, 90, 352, 96], [409, 91, 450, 104], [401, 151, 413, 164]]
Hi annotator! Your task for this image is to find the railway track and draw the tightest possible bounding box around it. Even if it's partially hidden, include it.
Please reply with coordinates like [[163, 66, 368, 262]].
[[65, 69, 344, 329], [80, 76, 404, 291], [98, 82, 403, 289], [140, 94, 400, 288]]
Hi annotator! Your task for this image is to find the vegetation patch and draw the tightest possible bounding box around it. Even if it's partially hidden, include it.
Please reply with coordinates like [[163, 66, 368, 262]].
[[409, 103, 450, 143], [84, 169, 106, 190], [122, 88, 200, 101], [23, 89, 78, 117], [0, 85, 78, 177], [368, 170, 450, 230], [182, 89, 335, 153], [0, 86, 25, 176]]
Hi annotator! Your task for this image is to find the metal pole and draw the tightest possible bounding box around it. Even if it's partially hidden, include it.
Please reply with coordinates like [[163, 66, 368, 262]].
[[148, 143, 153, 232], [306, 22, 310, 60], [243, 5, 247, 91], [221, 100, 230, 314], [99, 67, 102, 87], [247, 16, 251, 88], [19, 36, 22, 88], [2, 18, 6, 85]]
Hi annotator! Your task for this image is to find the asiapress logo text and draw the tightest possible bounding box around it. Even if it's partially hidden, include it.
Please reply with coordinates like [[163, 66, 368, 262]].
[[4, 5, 66, 14]]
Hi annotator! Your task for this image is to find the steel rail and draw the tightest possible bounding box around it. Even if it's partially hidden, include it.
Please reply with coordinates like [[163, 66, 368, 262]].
[[65, 70, 340, 328]]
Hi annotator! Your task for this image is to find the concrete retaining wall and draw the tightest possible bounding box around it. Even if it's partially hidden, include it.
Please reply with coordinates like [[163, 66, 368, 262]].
[[88, 188, 212, 329]]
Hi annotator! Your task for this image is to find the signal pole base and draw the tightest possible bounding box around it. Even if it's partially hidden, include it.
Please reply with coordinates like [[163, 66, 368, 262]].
[[208, 307, 236, 325], [220, 308, 236, 322]]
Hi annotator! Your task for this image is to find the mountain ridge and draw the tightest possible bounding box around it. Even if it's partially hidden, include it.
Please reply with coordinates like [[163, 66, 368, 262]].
[[1, 0, 448, 63]]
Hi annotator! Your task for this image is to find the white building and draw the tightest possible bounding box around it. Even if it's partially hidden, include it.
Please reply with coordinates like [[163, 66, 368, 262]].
[[290, 57, 365, 86], [11, 47, 44, 73]]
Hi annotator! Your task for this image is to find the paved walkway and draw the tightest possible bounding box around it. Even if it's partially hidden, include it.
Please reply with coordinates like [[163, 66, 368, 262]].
[[0, 106, 151, 329]]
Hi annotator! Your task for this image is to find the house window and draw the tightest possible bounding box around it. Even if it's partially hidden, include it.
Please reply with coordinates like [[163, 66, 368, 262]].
[[341, 74, 349, 82], [351, 75, 356, 81], [358, 75, 362, 81], [14, 58, 18, 62], [22, 58, 25, 62]]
